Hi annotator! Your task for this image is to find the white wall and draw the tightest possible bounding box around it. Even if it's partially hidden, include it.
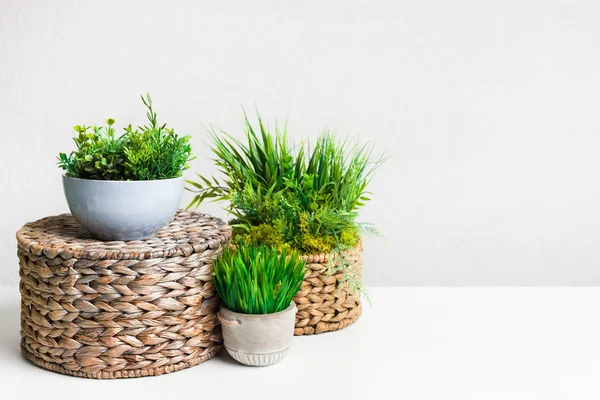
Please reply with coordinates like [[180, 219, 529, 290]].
[[2, 0, 600, 287]]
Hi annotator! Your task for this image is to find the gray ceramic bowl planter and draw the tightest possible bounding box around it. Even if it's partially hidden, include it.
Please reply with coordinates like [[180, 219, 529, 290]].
[[218, 302, 297, 367], [62, 175, 184, 241]]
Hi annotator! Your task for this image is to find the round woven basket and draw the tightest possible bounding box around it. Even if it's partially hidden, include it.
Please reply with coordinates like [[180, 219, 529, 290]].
[[17, 210, 231, 379], [293, 240, 363, 335]]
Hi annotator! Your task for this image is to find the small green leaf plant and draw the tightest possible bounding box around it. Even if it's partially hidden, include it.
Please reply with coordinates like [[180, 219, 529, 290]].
[[188, 111, 385, 296], [58, 94, 193, 180], [213, 244, 306, 314], [58, 119, 126, 180]]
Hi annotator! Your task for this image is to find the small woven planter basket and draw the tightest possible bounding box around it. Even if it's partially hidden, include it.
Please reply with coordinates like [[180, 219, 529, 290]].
[[293, 240, 363, 335], [17, 210, 231, 379]]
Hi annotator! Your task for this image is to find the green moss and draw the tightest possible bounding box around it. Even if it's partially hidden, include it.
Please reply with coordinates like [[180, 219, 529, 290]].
[[246, 224, 291, 252], [296, 233, 335, 254], [339, 227, 360, 248], [298, 212, 310, 233], [232, 210, 361, 256], [234, 223, 361, 256]]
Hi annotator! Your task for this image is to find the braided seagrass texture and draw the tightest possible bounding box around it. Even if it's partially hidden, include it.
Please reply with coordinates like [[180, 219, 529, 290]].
[[17, 210, 231, 379], [293, 240, 363, 335]]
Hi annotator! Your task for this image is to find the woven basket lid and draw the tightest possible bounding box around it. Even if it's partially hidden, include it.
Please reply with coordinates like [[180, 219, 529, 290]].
[[16, 210, 231, 261]]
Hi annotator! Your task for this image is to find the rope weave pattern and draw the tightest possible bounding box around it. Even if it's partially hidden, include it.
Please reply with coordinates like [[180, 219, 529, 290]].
[[293, 241, 363, 335], [17, 210, 231, 379]]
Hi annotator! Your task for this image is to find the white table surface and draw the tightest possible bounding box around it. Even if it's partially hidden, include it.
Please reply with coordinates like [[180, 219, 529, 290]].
[[1, 287, 599, 399]]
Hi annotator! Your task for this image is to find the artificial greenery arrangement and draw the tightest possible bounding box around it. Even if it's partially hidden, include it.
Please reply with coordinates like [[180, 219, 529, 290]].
[[58, 94, 193, 180], [213, 243, 306, 314], [188, 113, 383, 294]]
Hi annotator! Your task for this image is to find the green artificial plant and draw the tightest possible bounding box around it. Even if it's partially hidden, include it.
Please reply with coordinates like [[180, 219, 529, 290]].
[[188, 112, 384, 294], [213, 243, 306, 314], [58, 94, 193, 180]]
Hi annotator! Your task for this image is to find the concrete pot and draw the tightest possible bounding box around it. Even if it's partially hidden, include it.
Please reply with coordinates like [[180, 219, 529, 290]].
[[218, 302, 297, 367], [62, 175, 184, 241]]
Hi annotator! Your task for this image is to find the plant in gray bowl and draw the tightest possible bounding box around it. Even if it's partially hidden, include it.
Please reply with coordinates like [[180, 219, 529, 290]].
[[214, 244, 306, 367], [58, 94, 193, 241]]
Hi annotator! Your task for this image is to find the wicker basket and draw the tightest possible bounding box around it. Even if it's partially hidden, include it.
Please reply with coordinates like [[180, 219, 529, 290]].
[[17, 210, 231, 379], [293, 240, 363, 335]]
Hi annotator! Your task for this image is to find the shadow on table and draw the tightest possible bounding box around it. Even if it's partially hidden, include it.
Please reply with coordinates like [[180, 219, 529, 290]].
[[214, 347, 243, 366]]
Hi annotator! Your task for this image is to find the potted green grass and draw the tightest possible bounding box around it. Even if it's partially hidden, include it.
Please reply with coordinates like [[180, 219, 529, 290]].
[[188, 112, 384, 335], [58, 94, 193, 240], [214, 243, 305, 366]]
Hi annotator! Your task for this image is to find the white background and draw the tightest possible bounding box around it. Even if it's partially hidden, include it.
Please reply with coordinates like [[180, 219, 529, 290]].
[[2, 0, 600, 287]]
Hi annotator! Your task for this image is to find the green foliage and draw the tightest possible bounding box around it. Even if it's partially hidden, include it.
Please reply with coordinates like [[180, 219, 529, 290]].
[[213, 244, 306, 314], [245, 224, 290, 252], [58, 94, 193, 181], [58, 119, 126, 180], [188, 112, 384, 294]]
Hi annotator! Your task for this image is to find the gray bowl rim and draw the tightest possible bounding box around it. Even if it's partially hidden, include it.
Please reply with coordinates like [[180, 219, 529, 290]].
[[62, 175, 184, 184]]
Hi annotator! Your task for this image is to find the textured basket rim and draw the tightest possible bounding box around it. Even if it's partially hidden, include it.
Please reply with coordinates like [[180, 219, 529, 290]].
[[16, 211, 230, 261], [300, 238, 363, 264]]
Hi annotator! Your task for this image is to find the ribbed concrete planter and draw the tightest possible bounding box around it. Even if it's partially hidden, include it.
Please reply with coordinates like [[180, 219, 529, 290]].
[[218, 302, 296, 367], [293, 240, 363, 335]]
